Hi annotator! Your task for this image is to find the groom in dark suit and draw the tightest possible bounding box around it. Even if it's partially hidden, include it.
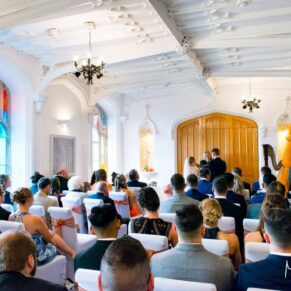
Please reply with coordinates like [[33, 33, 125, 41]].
[[236, 208, 291, 291], [209, 148, 226, 181]]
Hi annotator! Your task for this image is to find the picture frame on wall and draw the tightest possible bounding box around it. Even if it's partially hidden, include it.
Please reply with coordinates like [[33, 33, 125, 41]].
[[50, 135, 75, 174]]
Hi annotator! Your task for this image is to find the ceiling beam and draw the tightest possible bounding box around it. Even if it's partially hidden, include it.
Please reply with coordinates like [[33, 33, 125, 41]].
[[211, 70, 291, 78], [144, 0, 216, 96]]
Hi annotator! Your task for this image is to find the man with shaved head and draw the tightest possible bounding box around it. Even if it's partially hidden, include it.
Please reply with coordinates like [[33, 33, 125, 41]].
[[0, 231, 66, 290], [98, 236, 154, 291]]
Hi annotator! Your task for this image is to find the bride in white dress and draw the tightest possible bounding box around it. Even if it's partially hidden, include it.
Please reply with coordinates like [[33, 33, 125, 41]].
[[183, 156, 200, 179]]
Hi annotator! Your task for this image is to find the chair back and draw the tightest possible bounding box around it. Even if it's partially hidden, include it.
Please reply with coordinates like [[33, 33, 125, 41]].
[[127, 187, 141, 196], [0, 220, 26, 232], [159, 213, 176, 224], [49, 196, 59, 206], [129, 233, 168, 252], [247, 288, 279, 291], [245, 242, 270, 263], [243, 218, 259, 234], [48, 207, 78, 250], [83, 198, 104, 231], [117, 224, 128, 238], [66, 191, 88, 199], [61, 196, 86, 234], [202, 239, 229, 257], [76, 269, 100, 291], [155, 277, 217, 291], [218, 216, 235, 233], [1, 203, 14, 213], [29, 205, 46, 218], [109, 192, 130, 218]]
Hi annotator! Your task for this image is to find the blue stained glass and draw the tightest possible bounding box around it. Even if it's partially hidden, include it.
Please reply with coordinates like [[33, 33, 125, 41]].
[[3, 111, 8, 123], [0, 124, 7, 138]]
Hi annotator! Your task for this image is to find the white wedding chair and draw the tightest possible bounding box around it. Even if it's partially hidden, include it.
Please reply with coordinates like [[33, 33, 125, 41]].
[[247, 288, 279, 291], [129, 233, 168, 252], [245, 242, 270, 263], [0, 220, 25, 232], [109, 192, 130, 218], [83, 198, 104, 231], [48, 207, 96, 279], [1, 203, 14, 213], [61, 196, 87, 234], [66, 191, 88, 199], [49, 196, 59, 207], [29, 205, 45, 217], [202, 238, 229, 257], [243, 218, 259, 234], [218, 216, 235, 233], [159, 213, 176, 224]]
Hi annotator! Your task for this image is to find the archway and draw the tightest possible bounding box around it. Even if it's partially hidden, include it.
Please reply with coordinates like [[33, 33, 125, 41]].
[[177, 112, 259, 184]]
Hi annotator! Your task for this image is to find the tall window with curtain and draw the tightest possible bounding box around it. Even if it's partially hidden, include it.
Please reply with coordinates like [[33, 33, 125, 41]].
[[92, 105, 107, 171], [0, 81, 10, 174]]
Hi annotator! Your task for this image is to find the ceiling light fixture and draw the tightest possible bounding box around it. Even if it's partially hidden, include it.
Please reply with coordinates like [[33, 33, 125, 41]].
[[242, 79, 261, 113], [73, 21, 105, 85]]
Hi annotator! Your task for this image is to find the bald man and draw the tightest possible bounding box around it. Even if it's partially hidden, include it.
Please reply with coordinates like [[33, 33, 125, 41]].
[[0, 231, 66, 291]]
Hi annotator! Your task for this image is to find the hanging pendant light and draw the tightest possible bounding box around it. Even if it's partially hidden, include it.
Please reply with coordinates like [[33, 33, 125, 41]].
[[242, 79, 261, 113]]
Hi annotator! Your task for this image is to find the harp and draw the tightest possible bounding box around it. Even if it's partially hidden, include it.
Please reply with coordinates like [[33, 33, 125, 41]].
[[262, 144, 283, 171]]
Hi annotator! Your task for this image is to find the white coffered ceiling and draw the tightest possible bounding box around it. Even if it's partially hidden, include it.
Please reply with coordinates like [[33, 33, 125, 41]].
[[1, 0, 291, 98]]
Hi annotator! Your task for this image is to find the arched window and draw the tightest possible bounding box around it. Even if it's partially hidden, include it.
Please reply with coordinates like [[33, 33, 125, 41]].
[[92, 105, 107, 171], [0, 81, 10, 174]]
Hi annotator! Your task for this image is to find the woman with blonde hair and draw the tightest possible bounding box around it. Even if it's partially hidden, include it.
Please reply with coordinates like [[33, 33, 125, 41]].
[[245, 193, 287, 243], [200, 198, 242, 270], [183, 156, 200, 179]]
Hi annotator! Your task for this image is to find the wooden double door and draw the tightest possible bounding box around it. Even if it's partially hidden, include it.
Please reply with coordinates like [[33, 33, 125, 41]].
[[177, 113, 259, 184]]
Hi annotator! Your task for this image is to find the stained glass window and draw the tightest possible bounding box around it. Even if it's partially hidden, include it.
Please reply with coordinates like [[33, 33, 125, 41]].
[[0, 81, 10, 174], [92, 105, 107, 171]]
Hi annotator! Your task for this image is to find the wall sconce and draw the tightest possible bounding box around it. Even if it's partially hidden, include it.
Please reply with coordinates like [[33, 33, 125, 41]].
[[57, 119, 69, 128]]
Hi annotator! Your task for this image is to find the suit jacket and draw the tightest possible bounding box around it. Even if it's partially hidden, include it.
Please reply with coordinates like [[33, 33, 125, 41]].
[[251, 192, 266, 204], [251, 181, 260, 195], [0, 206, 10, 221], [0, 271, 66, 291], [151, 243, 234, 291], [56, 175, 68, 193], [197, 179, 213, 195], [236, 254, 291, 291], [3, 191, 12, 205], [246, 203, 262, 219], [243, 181, 251, 192], [74, 240, 114, 271], [226, 190, 247, 217], [209, 157, 227, 181], [127, 180, 147, 188], [185, 188, 208, 202], [88, 192, 116, 209], [160, 193, 199, 213]]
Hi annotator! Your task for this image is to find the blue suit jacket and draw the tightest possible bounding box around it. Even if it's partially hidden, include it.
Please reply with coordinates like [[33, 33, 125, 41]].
[[87, 192, 116, 209], [197, 180, 213, 195], [236, 254, 291, 291], [185, 188, 209, 202], [251, 192, 266, 204]]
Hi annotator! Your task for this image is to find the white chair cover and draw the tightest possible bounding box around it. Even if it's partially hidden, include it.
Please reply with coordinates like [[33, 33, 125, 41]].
[[35, 255, 66, 285], [1, 203, 13, 213], [245, 242, 270, 263], [202, 239, 229, 257], [117, 224, 128, 238], [49, 196, 59, 207], [247, 288, 279, 291], [129, 233, 168, 252], [109, 192, 130, 218], [76, 269, 100, 291], [66, 191, 88, 199], [0, 221, 26, 232], [218, 216, 235, 233], [243, 218, 259, 233], [154, 277, 217, 291], [29, 205, 46, 218], [83, 198, 104, 231], [61, 196, 87, 234], [159, 213, 176, 224]]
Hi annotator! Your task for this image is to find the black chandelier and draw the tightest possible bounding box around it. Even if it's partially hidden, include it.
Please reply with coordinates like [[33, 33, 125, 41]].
[[242, 80, 261, 113], [73, 22, 105, 85]]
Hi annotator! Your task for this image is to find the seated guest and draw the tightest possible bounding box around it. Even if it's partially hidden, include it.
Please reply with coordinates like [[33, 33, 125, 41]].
[[131, 187, 178, 246], [88, 181, 115, 209], [34, 177, 57, 228], [209, 148, 227, 181], [74, 204, 120, 271], [98, 236, 154, 291], [10, 188, 75, 265], [0, 232, 66, 291], [245, 194, 287, 243], [68, 176, 84, 193], [50, 176, 64, 207], [251, 174, 276, 204], [197, 167, 213, 195], [0, 187, 10, 220], [232, 167, 251, 192], [115, 174, 140, 217], [0, 174, 12, 205], [236, 208, 291, 291], [185, 174, 208, 201], [160, 173, 199, 213], [151, 204, 234, 291], [55, 167, 69, 193], [200, 151, 212, 168], [213, 176, 244, 259], [90, 169, 112, 192], [200, 198, 242, 270], [30, 171, 44, 195], [251, 166, 271, 195], [127, 169, 147, 188], [224, 173, 247, 217]]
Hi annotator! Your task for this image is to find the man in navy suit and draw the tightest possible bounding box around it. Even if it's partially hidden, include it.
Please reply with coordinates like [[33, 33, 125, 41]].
[[236, 208, 291, 291], [127, 169, 147, 188], [185, 174, 208, 202], [251, 174, 276, 204], [209, 148, 226, 181], [197, 168, 213, 196]]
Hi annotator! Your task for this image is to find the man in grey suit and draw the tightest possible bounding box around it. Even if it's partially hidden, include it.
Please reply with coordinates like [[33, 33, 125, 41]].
[[160, 174, 199, 213], [151, 204, 234, 291]]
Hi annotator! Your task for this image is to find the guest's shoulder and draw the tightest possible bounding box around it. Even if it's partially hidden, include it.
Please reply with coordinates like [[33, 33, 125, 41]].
[[28, 277, 67, 290]]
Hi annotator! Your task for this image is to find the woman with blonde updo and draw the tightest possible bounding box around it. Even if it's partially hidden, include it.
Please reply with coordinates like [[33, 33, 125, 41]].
[[200, 198, 242, 270], [9, 188, 76, 265]]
